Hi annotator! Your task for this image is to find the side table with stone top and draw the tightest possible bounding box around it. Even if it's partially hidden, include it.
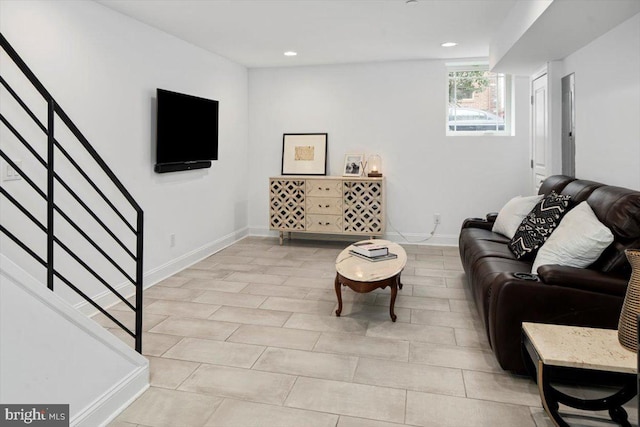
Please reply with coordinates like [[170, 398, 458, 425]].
[[522, 322, 638, 427]]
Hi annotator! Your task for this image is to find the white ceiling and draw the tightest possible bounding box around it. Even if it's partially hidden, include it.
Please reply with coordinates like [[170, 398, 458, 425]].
[[96, 0, 520, 68]]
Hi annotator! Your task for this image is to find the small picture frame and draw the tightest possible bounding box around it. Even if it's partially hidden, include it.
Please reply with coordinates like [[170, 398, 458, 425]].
[[281, 133, 328, 175], [343, 153, 364, 177]]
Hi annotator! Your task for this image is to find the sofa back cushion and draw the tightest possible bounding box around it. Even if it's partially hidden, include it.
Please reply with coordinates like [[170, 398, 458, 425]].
[[588, 186, 640, 276], [559, 180, 604, 204], [539, 175, 575, 196]]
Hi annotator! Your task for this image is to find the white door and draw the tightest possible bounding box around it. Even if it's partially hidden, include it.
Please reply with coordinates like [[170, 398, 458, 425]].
[[531, 73, 549, 193]]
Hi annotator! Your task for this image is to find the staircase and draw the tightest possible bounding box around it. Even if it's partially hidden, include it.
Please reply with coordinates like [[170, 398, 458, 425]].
[[0, 33, 147, 425], [0, 32, 144, 351]]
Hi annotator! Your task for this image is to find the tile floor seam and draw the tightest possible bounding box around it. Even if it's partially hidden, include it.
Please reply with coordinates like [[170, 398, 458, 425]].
[[310, 326, 324, 349], [170, 361, 202, 391], [247, 344, 270, 370], [152, 334, 186, 358], [281, 373, 301, 407], [450, 389, 544, 411], [250, 361, 358, 386], [209, 396, 346, 424], [403, 387, 408, 425], [200, 396, 227, 427], [349, 356, 361, 382]]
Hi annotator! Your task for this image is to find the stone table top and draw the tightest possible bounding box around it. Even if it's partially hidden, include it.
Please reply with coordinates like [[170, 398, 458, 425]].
[[335, 240, 407, 282], [523, 322, 637, 374]]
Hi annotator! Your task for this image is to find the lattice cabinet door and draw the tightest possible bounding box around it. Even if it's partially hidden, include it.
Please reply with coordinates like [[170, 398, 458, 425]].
[[269, 179, 306, 231], [343, 180, 384, 235]]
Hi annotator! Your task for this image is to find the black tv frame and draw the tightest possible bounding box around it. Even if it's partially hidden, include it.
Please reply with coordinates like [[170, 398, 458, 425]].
[[154, 88, 218, 173]]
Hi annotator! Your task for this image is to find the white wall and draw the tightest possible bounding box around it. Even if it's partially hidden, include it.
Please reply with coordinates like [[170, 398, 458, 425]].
[[0, 0, 249, 308], [558, 13, 640, 189], [0, 255, 148, 426], [248, 61, 531, 244]]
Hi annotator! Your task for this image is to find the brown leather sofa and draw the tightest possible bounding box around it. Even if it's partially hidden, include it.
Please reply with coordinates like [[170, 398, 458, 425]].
[[459, 175, 640, 372]]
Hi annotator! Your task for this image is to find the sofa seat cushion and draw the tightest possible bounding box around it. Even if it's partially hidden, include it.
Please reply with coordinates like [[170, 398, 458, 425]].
[[461, 239, 518, 272], [459, 228, 511, 274]]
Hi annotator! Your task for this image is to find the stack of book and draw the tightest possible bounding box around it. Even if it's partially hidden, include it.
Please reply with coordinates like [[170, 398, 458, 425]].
[[349, 242, 398, 262]]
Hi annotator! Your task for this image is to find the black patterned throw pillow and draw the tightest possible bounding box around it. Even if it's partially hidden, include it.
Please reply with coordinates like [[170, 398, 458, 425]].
[[508, 191, 571, 259]]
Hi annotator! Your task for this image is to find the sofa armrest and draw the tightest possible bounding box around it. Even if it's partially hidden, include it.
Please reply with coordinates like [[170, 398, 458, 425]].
[[488, 274, 624, 372], [461, 212, 498, 231], [537, 265, 628, 297]]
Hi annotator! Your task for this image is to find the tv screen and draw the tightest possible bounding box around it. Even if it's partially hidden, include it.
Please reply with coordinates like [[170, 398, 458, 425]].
[[155, 89, 218, 171]]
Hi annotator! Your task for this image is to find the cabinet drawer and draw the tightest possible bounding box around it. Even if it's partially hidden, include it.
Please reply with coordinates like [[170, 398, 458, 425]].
[[306, 180, 342, 198], [307, 197, 342, 215], [306, 214, 342, 232]]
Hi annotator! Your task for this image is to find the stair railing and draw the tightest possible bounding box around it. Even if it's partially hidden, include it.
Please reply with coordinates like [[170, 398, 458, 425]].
[[0, 33, 144, 353]]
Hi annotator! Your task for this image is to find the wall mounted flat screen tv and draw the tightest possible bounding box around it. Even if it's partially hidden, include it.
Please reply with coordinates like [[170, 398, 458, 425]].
[[155, 88, 218, 173]]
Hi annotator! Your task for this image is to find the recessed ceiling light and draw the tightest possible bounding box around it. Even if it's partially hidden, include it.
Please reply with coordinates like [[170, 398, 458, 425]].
[[441, 42, 458, 48], [284, 51, 298, 57]]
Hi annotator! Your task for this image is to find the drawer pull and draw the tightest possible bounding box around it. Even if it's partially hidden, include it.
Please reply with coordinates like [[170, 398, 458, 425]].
[[319, 204, 330, 208], [326, 187, 330, 191], [318, 221, 330, 226]]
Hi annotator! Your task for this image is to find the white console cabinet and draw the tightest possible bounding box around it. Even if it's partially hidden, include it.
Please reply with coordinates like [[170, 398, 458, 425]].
[[269, 176, 385, 244]]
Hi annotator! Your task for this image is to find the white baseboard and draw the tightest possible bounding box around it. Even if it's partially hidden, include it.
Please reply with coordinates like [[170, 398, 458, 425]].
[[73, 365, 149, 427], [1, 255, 149, 426], [383, 231, 459, 246], [75, 227, 249, 316], [143, 226, 249, 287], [248, 226, 458, 246]]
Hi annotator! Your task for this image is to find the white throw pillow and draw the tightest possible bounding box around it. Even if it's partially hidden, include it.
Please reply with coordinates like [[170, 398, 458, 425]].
[[531, 201, 614, 273], [492, 194, 544, 238]]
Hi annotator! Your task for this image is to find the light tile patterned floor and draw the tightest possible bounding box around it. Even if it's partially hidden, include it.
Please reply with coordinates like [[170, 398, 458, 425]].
[[104, 237, 638, 427]]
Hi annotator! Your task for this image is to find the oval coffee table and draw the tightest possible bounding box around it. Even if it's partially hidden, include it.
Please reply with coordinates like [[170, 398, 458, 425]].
[[335, 240, 407, 322]]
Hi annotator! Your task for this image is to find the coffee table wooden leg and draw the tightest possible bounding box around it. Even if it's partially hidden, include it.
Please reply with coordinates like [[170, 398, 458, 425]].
[[389, 280, 398, 322], [397, 274, 403, 290], [334, 275, 343, 317]]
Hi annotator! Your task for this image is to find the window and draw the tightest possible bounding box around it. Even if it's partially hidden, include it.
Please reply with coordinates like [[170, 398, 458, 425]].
[[448, 66, 511, 135]]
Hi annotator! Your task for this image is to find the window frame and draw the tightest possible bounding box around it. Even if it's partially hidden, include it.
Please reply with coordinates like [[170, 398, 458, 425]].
[[446, 64, 513, 137]]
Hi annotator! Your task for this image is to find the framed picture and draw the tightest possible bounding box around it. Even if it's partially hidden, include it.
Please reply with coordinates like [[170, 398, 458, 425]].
[[281, 133, 328, 175], [343, 153, 364, 177]]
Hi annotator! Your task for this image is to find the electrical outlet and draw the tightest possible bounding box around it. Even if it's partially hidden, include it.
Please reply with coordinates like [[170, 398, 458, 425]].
[[170, 234, 176, 247], [434, 213, 441, 224], [3, 160, 22, 181]]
